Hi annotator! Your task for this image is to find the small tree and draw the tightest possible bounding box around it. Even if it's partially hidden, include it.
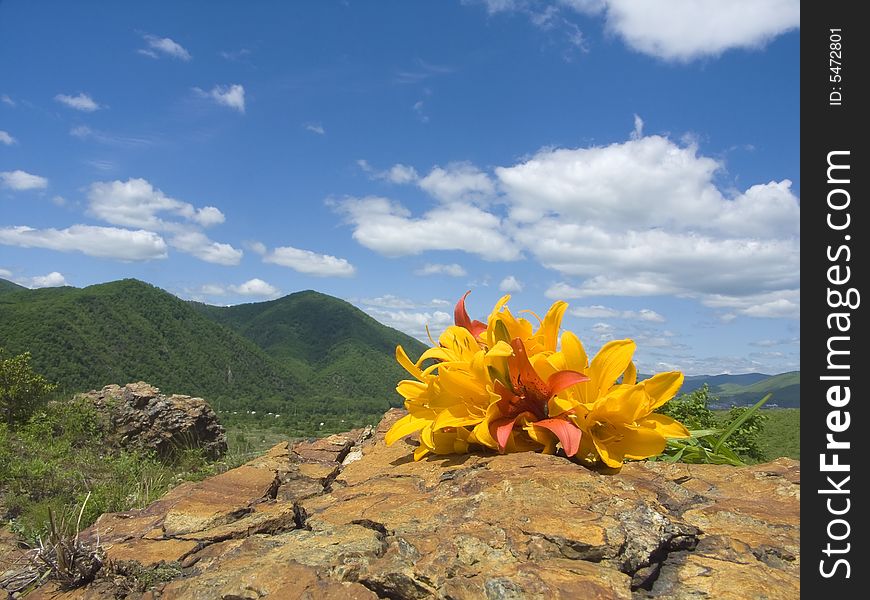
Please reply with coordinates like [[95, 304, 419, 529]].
[[0, 348, 57, 426], [721, 405, 769, 462], [656, 384, 718, 430]]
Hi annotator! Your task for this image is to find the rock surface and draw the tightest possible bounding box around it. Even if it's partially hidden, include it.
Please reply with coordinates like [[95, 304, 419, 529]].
[[79, 382, 227, 460], [23, 409, 799, 599]]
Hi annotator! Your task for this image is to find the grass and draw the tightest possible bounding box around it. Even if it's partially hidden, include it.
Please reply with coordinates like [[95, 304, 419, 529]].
[[758, 408, 800, 460], [714, 408, 800, 461], [0, 397, 253, 544]]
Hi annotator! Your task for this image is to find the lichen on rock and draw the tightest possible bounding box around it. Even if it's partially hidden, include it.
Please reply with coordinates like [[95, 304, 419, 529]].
[[22, 408, 799, 600]]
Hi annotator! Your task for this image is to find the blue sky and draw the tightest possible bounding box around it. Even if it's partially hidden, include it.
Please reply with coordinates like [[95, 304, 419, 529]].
[[1, 0, 800, 375]]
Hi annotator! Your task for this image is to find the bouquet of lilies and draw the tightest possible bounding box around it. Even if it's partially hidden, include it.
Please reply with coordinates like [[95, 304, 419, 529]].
[[386, 292, 691, 468]]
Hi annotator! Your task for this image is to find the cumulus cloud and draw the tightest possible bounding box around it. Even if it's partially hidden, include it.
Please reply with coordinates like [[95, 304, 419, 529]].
[[335, 196, 519, 261], [304, 123, 325, 135], [54, 92, 101, 112], [499, 275, 524, 292], [230, 278, 280, 297], [419, 163, 496, 204], [28, 272, 68, 288], [195, 84, 246, 113], [602, 0, 800, 62], [169, 231, 243, 265], [570, 304, 665, 322], [85, 178, 241, 265], [1, 170, 48, 190], [0, 225, 167, 261], [363, 307, 452, 342], [139, 35, 191, 60], [0, 130, 16, 145], [0, 94, 14, 106], [246, 241, 268, 255], [87, 178, 225, 230], [340, 129, 799, 320], [384, 164, 419, 184], [414, 263, 468, 277], [360, 294, 418, 309], [264, 245, 355, 277], [472, 0, 799, 62]]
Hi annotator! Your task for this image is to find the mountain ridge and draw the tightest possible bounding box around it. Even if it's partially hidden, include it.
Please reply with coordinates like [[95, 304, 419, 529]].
[[0, 278, 427, 430], [0, 278, 799, 415]]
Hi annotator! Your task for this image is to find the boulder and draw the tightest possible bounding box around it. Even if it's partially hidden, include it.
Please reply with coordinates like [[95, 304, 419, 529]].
[[23, 409, 799, 599], [80, 382, 227, 460]]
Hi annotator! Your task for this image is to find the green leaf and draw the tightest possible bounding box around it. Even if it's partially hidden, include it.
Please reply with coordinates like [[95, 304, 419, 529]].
[[713, 393, 772, 454]]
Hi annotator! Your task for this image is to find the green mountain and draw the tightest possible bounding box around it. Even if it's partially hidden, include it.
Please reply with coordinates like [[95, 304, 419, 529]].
[[0, 279, 426, 427], [0, 279, 27, 293], [681, 371, 800, 408]]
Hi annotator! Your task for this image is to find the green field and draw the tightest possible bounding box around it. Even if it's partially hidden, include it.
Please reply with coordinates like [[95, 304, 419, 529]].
[[715, 408, 800, 461], [758, 408, 800, 460]]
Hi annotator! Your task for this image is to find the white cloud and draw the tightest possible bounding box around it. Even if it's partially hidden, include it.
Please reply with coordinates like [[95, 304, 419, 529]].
[[475, 0, 798, 62], [419, 163, 496, 204], [85, 159, 117, 172], [69, 125, 154, 147], [499, 275, 524, 292], [0, 94, 14, 106], [385, 164, 419, 184], [570, 304, 664, 322], [1, 170, 48, 190], [246, 241, 267, 255], [342, 130, 799, 320], [603, 0, 800, 62], [414, 263, 468, 277], [360, 294, 418, 309], [304, 123, 325, 135], [0, 225, 167, 261], [85, 178, 240, 265], [169, 231, 243, 265], [359, 161, 420, 184], [28, 272, 68, 288], [630, 114, 644, 140], [0, 130, 16, 145], [702, 289, 800, 319], [412, 100, 429, 123], [264, 245, 355, 277], [140, 35, 192, 61], [570, 305, 620, 318], [230, 278, 280, 297], [198, 284, 227, 296], [626, 309, 666, 323], [0, 268, 12, 278], [54, 92, 101, 112], [87, 178, 225, 230], [363, 307, 453, 342], [336, 196, 519, 261], [196, 84, 246, 113]]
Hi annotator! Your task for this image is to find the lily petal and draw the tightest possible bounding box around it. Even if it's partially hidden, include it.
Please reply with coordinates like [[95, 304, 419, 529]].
[[396, 345, 424, 380], [590, 339, 636, 397], [454, 291, 487, 337], [547, 370, 590, 395], [643, 371, 684, 410], [534, 418, 581, 457], [640, 413, 691, 439], [385, 413, 429, 446]]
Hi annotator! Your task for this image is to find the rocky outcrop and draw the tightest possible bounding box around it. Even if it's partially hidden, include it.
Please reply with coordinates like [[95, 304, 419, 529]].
[[25, 409, 799, 599], [80, 382, 227, 460]]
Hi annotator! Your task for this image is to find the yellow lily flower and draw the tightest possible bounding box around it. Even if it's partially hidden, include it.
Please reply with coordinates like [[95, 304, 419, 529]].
[[384, 293, 689, 468], [553, 338, 690, 468]]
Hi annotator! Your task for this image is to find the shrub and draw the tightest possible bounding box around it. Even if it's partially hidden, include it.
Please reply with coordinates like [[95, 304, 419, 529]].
[[0, 348, 57, 425]]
